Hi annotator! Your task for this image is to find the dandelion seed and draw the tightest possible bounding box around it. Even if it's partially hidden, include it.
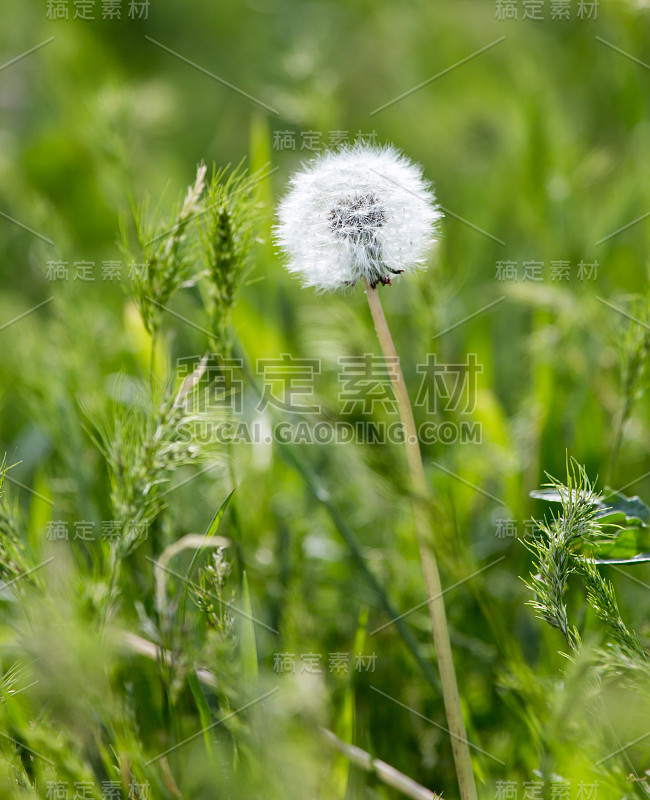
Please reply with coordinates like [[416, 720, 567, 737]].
[[275, 142, 442, 291]]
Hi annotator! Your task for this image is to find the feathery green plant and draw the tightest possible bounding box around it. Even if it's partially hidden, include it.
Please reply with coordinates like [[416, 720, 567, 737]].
[[121, 163, 207, 338], [525, 461, 603, 650], [195, 546, 234, 635], [87, 365, 219, 557], [526, 460, 647, 669], [574, 557, 646, 660], [198, 164, 260, 352], [0, 465, 31, 586]]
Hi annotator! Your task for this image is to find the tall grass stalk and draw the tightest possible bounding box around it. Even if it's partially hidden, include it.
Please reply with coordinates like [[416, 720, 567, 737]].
[[363, 278, 477, 800]]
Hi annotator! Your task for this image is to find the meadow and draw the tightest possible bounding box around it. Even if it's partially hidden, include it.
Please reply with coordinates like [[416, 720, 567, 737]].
[[0, 0, 649, 797]]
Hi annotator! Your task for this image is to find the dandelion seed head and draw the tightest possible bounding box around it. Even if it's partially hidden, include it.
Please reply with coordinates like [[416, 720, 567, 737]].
[[274, 142, 442, 292], [328, 192, 386, 243]]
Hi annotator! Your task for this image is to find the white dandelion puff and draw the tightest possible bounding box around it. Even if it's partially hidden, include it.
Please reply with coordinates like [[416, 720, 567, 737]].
[[274, 142, 442, 292], [275, 144, 476, 797]]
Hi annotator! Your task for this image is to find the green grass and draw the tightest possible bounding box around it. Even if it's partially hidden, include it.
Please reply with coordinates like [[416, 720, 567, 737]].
[[1, 0, 650, 797]]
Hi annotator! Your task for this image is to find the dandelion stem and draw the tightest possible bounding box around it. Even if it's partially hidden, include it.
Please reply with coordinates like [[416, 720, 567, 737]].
[[363, 278, 477, 800]]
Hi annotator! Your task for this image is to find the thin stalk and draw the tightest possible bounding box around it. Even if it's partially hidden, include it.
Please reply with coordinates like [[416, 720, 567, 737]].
[[363, 278, 477, 800], [149, 329, 158, 391], [101, 543, 121, 629], [320, 728, 443, 800], [213, 344, 246, 581], [607, 391, 631, 486]]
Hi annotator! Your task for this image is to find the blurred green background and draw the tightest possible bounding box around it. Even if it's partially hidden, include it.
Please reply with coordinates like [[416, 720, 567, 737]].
[[1, 0, 650, 797]]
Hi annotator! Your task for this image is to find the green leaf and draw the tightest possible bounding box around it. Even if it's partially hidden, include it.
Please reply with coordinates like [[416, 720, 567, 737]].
[[530, 486, 649, 527], [27, 470, 53, 560], [331, 606, 368, 797], [240, 571, 258, 683], [595, 552, 650, 565], [600, 489, 650, 526], [187, 669, 219, 770], [591, 526, 650, 563]]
